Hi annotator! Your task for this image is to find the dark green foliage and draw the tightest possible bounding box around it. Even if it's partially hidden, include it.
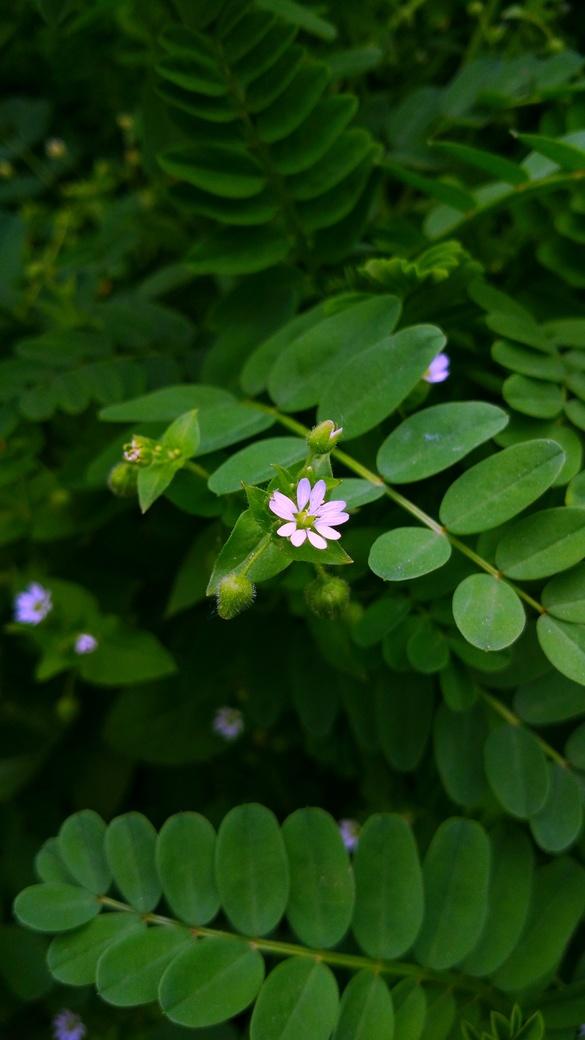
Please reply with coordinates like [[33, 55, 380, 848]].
[[3, 0, 585, 1037]]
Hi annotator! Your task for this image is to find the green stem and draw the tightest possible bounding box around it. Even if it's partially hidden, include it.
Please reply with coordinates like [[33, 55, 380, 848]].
[[99, 896, 507, 1007], [250, 403, 546, 616], [481, 690, 568, 768], [462, 0, 501, 66], [184, 459, 210, 480], [240, 532, 272, 577]]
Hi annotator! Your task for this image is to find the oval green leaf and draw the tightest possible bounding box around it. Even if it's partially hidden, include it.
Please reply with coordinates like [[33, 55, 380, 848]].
[[377, 402, 508, 484], [268, 295, 401, 412], [105, 813, 161, 913], [496, 508, 585, 580], [461, 825, 534, 976], [514, 670, 585, 724], [414, 818, 490, 970], [159, 936, 265, 1028], [317, 325, 446, 440], [13, 882, 100, 933], [484, 723, 550, 819], [333, 971, 394, 1040], [493, 857, 585, 992], [439, 440, 565, 534], [156, 812, 220, 926], [392, 979, 426, 1040], [208, 437, 307, 495], [48, 912, 144, 986], [215, 804, 289, 936], [433, 703, 489, 808], [58, 810, 111, 895], [97, 925, 191, 1006], [250, 957, 339, 1040], [282, 808, 354, 948], [543, 562, 585, 622], [353, 813, 424, 959], [537, 615, 585, 686], [369, 528, 451, 582], [530, 763, 583, 854], [452, 575, 525, 651]]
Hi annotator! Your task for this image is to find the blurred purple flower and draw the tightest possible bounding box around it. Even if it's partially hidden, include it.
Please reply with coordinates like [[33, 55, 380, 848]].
[[14, 582, 52, 625], [74, 633, 98, 655], [52, 1009, 86, 1040], [213, 707, 244, 741], [423, 353, 450, 384], [339, 818, 360, 852]]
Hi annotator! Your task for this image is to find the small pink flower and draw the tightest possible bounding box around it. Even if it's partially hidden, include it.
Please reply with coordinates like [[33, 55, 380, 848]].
[[423, 353, 450, 384], [269, 478, 349, 550]]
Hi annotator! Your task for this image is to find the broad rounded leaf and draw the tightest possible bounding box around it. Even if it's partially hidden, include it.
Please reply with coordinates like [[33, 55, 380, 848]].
[[433, 703, 489, 808], [414, 818, 490, 970], [376, 676, 434, 772], [282, 808, 354, 948], [317, 325, 446, 440], [99, 385, 232, 422], [530, 763, 583, 853], [97, 925, 191, 1006], [537, 616, 585, 686], [392, 979, 426, 1040], [208, 437, 306, 495], [215, 804, 289, 936], [496, 508, 585, 580], [268, 295, 401, 412], [156, 813, 220, 926], [452, 575, 525, 651], [353, 814, 424, 958], [439, 440, 565, 534], [377, 402, 508, 483], [14, 883, 100, 933], [484, 723, 549, 819], [369, 528, 451, 582], [105, 813, 161, 913], [48, 912, 144, 985], [461, 825, 534, 976], [514, 671, 585, 724], [333, 971, 394, 1040], [160, 936, 265, 1028], [493, 858, 585, 992], [250, 957, 339, 1040], [543, 562, 585, 622], [566, 722, 585, 768], [58, 810, 111, 895]]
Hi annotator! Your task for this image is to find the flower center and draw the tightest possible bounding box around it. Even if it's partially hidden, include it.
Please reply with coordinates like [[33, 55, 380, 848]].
[[295, 510, 316, 530]]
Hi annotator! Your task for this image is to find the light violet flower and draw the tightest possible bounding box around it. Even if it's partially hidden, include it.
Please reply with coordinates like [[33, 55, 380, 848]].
[[423, 352, 450, 384], [213, 706, 244, 741], [339, 819, 360, 852], [74, 633, 98, 655], [13, 582, 52, 625], [52, 1009, 86, 1040], [269, 478, 349, 550]]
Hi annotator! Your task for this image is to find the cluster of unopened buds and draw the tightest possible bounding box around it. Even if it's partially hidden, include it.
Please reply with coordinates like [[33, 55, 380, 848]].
[[123, 435, 181, 466]]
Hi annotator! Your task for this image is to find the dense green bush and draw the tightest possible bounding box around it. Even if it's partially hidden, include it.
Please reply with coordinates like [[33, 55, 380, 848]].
[[3, 0, 585, 1037]]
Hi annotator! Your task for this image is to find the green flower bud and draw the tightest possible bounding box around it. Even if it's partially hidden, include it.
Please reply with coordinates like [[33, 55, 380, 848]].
[[108, 461, 138, 497], [123, 434, 157, 466], [305, 576, 350, 620], [307, 420, 343, 454], [55, 694, 80, 724], [217, 573, 256, 620]]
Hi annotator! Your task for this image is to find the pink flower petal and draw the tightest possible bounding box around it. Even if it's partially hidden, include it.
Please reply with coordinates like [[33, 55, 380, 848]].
[[316, 499, 347, 514], [320, 511, 349, 526], [296, 477, 311, 510], [277, 522, 297, 537], [309, 479, 326, 512], [307, 530, 327, 550], [269, 491, 296, 520], [290, 528, 307, 547], [314, 523, 342, 540]]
